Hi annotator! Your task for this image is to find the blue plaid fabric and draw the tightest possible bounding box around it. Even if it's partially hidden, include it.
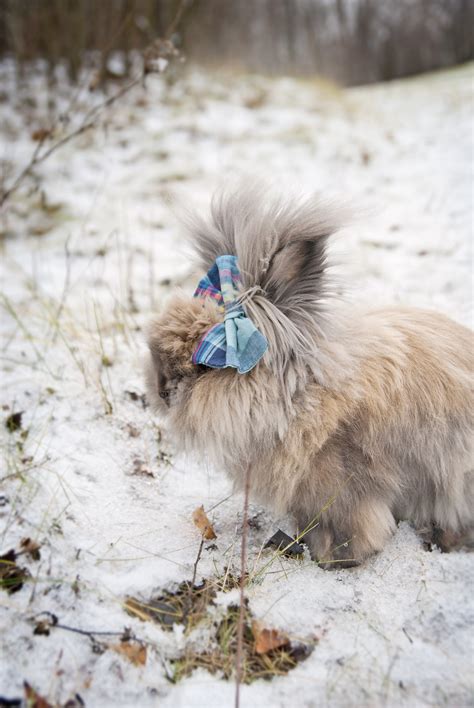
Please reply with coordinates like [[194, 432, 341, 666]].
[[192, 255, 268, 374]]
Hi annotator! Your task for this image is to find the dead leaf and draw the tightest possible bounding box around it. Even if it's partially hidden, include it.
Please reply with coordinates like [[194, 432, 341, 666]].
[[33, 621, 51, 636], [192, 506, 217, 540], [33, 613, 58, 636], [264, 529, 305, 557], [20, 537, 41, 560], [125, 390, 148, 408], [31, 128, 51, 142], [5, 411, 23, 432], [112, 641, 147, 666], [0, 695, 21, 707], [23, 682, 52, 708], [252, 620, 289, 655], [0, 549, 30, 594], [131, 458, 154, 477], [63, 695, 85, 708]]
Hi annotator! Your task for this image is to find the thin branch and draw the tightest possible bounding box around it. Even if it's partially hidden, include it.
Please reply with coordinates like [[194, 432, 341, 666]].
[[191, 538, 205, 588], [0, 136, 46, 206], [57, 623, 126, 638], [206, 492, 235, 513], [0, 74, 143, 208], [0, 0, 193, 209], [32, 612, 130, 639], [235, 463, 252, 708], [181, 537, 205, 628]]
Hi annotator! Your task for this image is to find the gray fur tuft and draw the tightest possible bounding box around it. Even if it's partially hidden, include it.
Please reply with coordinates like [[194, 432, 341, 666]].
[[180, 181, 350, 388]]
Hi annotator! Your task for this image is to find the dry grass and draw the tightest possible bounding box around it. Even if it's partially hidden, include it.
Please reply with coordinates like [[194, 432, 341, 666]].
[[172, 603, 314, 684], [125, 578, 217, 631], [124, 572, 315, 684]]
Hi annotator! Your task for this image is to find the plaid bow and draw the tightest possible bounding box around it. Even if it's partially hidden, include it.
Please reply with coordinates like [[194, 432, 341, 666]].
[[192, 255, 268, 374]]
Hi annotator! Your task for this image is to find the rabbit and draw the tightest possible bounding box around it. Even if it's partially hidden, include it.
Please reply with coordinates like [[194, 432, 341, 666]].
[[145, 183, 473, 567]]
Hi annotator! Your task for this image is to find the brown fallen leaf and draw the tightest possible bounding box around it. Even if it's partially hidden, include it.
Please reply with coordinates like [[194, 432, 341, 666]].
[[33, 620, 52, 636], [192, 505, 217, 540], [31, 128, 51, 142], [112, 640, 147, 666], [131, 458, 154, 477], [0, 549, 30, 594], [252, 620, 289, 655], [24, 681, 52, 708], [5, 411, 23, 432], [63, 694, 85, 708], [20, 536, 41, 560]]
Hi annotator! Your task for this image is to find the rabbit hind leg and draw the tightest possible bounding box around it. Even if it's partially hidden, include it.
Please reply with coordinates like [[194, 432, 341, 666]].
[[301, 497, 397, 569]]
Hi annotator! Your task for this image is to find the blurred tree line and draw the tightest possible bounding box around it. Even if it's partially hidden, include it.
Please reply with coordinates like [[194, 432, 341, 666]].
[[0, 0, 472, 86]]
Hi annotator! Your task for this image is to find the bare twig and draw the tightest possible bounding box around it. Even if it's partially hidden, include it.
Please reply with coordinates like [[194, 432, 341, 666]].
[[0, 75, 144, 208], [32, 611, 130, 639], [31, 610, 176, 679], [191, 538, 205, 588], [182, 537, 205, 627], [235, 463, 252, 708], [0, 134, 48, 206], [58, 623, 126, 639], [206, 492, 235, 513], [0, 76, 142, 208]]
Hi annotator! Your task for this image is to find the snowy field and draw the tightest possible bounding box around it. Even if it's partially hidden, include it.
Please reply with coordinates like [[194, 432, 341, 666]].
[[0, 61, 473, 707]]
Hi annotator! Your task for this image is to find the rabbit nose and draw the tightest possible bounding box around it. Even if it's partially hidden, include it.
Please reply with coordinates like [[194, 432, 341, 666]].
[[159, 390, 169, 400]]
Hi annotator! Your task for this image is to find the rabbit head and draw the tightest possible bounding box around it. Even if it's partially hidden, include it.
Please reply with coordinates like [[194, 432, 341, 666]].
[[145, 183, 350, 468]]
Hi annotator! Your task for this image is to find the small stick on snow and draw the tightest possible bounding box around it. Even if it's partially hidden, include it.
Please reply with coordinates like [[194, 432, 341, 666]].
[[235, 463, 251, 708], [191, 538, 205, 589]]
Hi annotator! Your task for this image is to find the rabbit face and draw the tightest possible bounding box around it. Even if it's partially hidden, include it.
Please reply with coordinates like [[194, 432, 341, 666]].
[[146, 346, 181, 409], [145, 294, 220, 412]]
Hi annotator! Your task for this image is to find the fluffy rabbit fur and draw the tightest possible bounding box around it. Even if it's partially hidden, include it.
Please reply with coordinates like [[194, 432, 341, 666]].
[[145, 184, 473, 567]]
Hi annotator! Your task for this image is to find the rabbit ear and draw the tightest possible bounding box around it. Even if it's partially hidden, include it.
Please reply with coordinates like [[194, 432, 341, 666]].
[[178, 188, 241, 272], [181, 180, 348, 338], [180, 208, 234, 271], [179, 181, 279, 279], [259, 194, 345, 322]]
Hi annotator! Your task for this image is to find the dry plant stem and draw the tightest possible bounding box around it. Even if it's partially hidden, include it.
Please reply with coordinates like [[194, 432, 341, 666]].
[[191, 538, 205, 588], [235, 463, 251, 708], [182, 538, 205, 626]]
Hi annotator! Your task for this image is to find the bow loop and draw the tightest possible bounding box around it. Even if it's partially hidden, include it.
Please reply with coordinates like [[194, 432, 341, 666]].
[[192, 255, 268, 374]]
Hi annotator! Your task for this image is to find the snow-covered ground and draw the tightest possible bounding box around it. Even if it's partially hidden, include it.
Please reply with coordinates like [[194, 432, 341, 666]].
[[0, 61, 473, 707]]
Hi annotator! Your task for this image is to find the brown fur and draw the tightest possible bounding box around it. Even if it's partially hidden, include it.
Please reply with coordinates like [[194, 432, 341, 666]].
[[145, 185, 473, 567]]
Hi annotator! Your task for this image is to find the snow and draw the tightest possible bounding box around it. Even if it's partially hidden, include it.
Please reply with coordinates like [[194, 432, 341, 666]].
[[0, 61, 473, 707]]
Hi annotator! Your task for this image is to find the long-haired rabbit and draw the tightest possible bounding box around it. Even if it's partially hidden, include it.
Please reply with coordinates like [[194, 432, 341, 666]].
[[145, 183, 473, 567]]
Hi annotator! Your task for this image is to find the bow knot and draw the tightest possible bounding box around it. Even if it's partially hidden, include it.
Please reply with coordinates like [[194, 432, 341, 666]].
[[192, 255, 268, 374]]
